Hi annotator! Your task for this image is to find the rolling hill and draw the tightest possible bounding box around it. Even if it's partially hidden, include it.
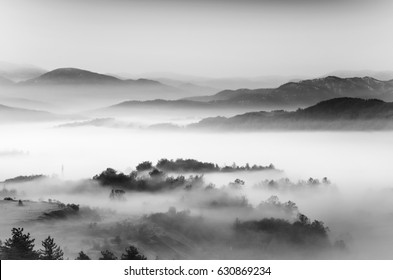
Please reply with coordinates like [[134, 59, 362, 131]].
[[94, 76, 393, 120], [184, 76, 393, 107], [190, 98, 393, 130], [13, 68, 198, 103], [20, 68, 169, 87], [22, 68, 121, 85], [325, 70, 393, 81]]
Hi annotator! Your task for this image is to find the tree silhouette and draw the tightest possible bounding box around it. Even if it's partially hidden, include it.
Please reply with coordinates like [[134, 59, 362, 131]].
[[149, 168, 164, 178], [234, 179, 245, 185], [75, 251, 91, 260], [0, 228, 39, 259], [296, 214, 310, 225], [121, 245, 147, 260], [39, 236, 64, 260], [99, 250, 118, 260], [136, 161, 153, 171]]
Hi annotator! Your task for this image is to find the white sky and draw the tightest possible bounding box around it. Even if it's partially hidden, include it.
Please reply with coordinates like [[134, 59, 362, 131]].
[[1, 0, 392, 78]]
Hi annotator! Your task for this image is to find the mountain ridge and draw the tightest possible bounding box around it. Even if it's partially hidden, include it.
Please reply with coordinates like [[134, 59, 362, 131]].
[[20, 67, 168, 87], [190, 97, 393, 130], [183, 76, 393, 106]]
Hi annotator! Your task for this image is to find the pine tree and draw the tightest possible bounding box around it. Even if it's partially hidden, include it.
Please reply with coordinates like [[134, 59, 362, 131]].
[[39, 236, 64, 260], [99, 250, 118, 260], [1, 228, 39, 259], [121, 245, 147, 260], [75, 251, 91, 260]]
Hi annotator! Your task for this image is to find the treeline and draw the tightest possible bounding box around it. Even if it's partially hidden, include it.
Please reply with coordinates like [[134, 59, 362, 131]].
[[2, 174, 46, 184], [234, 214, 329, 248], [135, 206, 332, 254], [136, 158, 275, 173], [40, 203, 80, 220], [0, 228, 146, 260], [255, 177, 332, 192], [93, 158, 275, 191], [93, 168, 204, 192]]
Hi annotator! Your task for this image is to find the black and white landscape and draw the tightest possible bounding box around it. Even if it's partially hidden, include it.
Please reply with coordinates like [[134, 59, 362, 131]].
[[1, 0, 393, 260]]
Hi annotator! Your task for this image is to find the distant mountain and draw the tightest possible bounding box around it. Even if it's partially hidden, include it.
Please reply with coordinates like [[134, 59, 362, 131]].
[[109, 74, 219, 95], [12, 67, 203, 103], [172, 82, 218, 95], [57, 118, 134, 129], [197, 76, 304, 90], [90, 99, 239, 124], [22, 68, 121, 85], [185, 76, 393, 107], [0, 104, 64, 123], [184, 88, 273, 102], [95, 76, 393, 119], [0, 96, 54, 111], [20, 67, 182, 89], [294, 97, 393, 119], [131, 78, 164, 86], [131, 72, 305, 89], [190, 98, 393, 130], [325, 70, 393, 81], [0, 61, 46, 82], [21, 68, 166, 86], [111, 99, 209, 109], [95, 100, 212, 116], [270, 76, 393, 103]]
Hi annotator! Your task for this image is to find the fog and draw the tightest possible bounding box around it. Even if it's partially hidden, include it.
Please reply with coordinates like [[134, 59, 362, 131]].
[[1, 124, 391, 187], [0, 86, 192, 114], [1, 122, 393, 259]]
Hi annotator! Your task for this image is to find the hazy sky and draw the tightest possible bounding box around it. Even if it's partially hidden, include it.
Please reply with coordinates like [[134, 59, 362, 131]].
[[1, 0, 392, 78]]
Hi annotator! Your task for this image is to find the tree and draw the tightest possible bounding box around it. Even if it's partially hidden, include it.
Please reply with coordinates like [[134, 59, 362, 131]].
[[99, 250, 118, 260], [266, 195, 280, 205], [39, 236, 64, 260], [149, 168, 164, 178], [296, 214, 310, 225], [75, 251, 91, 260], [234, 179, 245, 185], [121, 245, 147, 260], [284, 200, 299, 215], [322, 177, 331, 184], [136, 161, 153, 171], [1, 228, 39, 259], [310, 220, 329, 236]]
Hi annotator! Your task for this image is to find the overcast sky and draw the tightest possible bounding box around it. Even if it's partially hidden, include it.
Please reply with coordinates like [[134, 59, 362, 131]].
[[1, 0, 392, 78]]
